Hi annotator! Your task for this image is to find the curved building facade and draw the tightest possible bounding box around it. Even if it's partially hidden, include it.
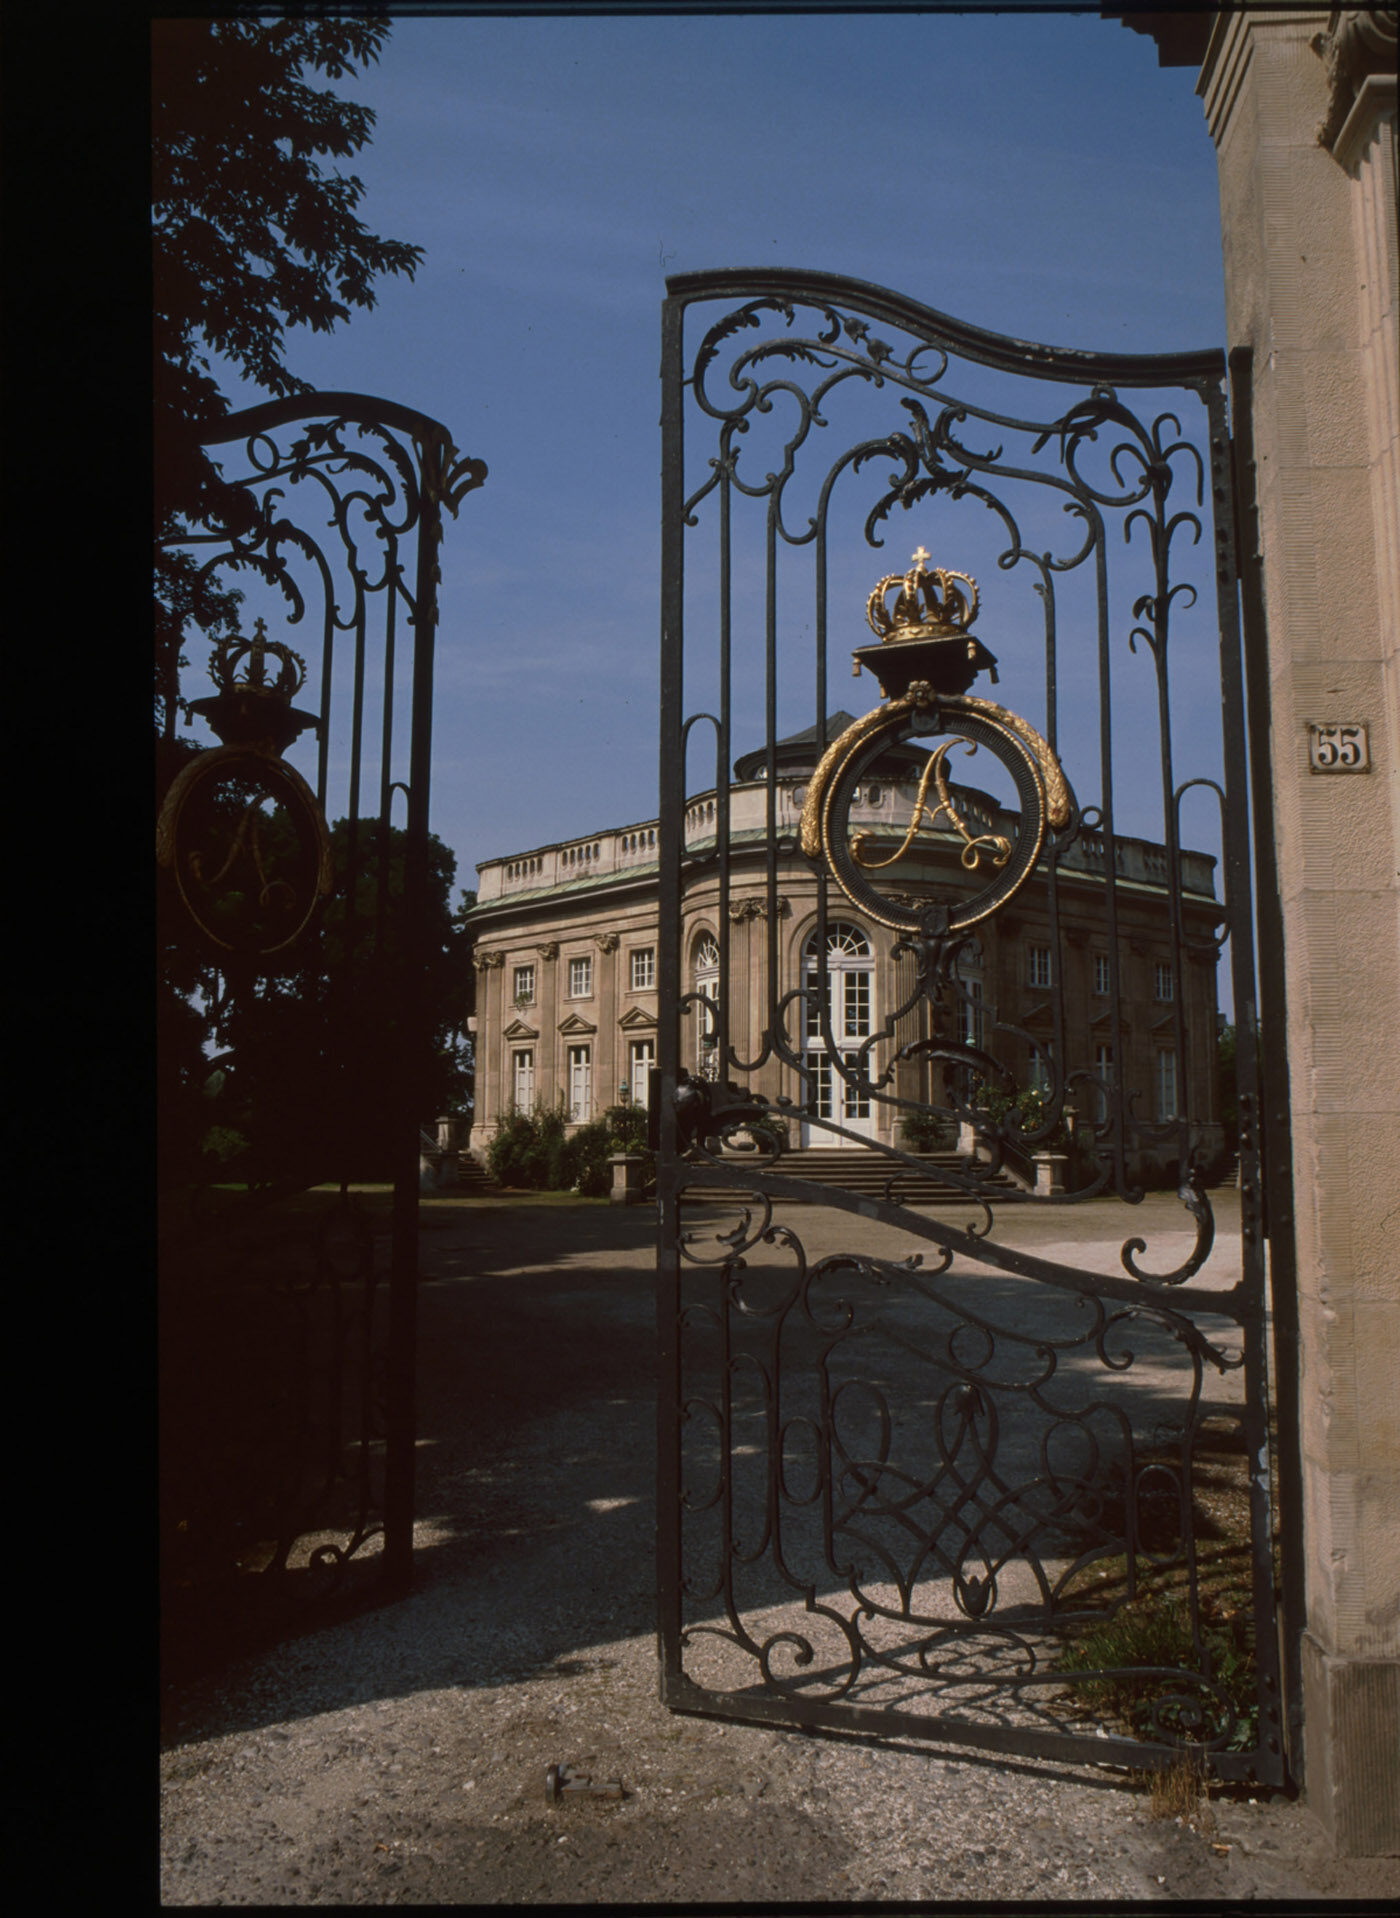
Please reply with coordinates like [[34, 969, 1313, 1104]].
[[466, 716, 1223, 1178]]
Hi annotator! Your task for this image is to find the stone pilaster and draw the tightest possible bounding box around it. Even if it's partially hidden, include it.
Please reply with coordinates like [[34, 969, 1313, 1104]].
[[536, 943, 559, 1111], [594, 932, 619, 1108], [1199, 6, 1400, 1856], [473, 952, 505, 1150]]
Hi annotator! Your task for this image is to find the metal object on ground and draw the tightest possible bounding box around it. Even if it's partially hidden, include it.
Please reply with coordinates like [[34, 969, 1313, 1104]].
[[545, 1765, 625, 1802]]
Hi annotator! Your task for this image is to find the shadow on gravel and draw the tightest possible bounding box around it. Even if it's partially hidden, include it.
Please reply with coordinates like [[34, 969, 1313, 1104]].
[[163, 1202, 663, 1735], [162, 1196, 1256, 1772]]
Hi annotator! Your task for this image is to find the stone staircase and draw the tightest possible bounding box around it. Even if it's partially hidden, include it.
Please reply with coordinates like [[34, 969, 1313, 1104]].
[[692, 1146, 1021, 1206], [450, 1155, 501, 1195], [439, 1146, 1016, 1206]]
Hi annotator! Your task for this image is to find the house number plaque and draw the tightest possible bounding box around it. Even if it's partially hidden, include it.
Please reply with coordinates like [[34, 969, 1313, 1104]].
[[1308, 722, 1370, 773]]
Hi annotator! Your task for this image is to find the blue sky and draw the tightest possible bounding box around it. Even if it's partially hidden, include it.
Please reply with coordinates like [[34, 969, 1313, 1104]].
[[195, 10, 1228, 898]]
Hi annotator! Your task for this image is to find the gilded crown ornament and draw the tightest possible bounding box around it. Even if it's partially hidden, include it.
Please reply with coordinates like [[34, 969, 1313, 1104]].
[[190, 618, 320, 755], [866, 547, 978, 640], [852, 548, 999, 700], [211, 617, 308, 701]]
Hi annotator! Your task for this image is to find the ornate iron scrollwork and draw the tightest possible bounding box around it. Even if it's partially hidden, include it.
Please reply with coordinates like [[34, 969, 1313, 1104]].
[[800, 549, 1073, 938], [156, 617, 333, 957], [674, 1069, 784, 1158], [658, 271, 1284, 1786]]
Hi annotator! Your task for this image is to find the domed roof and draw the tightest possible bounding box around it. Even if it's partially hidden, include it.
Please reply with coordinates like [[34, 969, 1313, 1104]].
[[732, 712, 930, 783]]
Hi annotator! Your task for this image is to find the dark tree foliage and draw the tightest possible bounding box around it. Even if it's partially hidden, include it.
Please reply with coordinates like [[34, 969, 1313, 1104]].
[[153, 16, 422, 736], [161, 823, 476, 1194]]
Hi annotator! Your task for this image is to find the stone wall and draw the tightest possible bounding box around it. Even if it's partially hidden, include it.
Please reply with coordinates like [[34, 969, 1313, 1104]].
[[1197, 4, 1399, 1856]]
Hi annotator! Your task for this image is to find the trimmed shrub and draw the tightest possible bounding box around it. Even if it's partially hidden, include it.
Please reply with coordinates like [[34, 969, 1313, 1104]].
[[487, 1099, 654, 1196], [899, 1106, 955, 1151], [562, 1118, 614, 1197]]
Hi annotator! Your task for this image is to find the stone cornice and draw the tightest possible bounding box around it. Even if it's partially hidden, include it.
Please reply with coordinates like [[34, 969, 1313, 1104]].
[[1198, 8, 1332, 146], [727, 895, 792, 921], [1331, 70, 1398, 171], [1199, 7, 1398, 159], [460, 870, 666, 929], [1312, 8, 1399, 155]]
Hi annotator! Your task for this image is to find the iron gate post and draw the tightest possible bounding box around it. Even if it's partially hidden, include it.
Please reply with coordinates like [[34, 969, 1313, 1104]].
[[1228, 342, 1306, 1785], [656, 292, 688, 1698]]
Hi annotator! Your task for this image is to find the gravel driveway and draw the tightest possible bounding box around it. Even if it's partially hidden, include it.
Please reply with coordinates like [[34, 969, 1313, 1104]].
[[159, 1193, 1392, 1905]]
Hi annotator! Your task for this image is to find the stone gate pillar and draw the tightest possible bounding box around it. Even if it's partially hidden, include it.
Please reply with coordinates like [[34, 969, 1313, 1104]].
[[1197, 5, 1399, 1857]]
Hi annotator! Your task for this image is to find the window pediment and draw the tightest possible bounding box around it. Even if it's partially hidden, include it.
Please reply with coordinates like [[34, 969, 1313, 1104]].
[[503, 1018, 540, 1041], [618, 1005, 658, 1030], [558, 1012, 598, 1036]]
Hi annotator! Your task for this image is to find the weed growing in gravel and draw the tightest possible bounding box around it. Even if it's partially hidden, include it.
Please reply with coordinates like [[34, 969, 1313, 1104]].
[[1127, 1751, 1216, 1831], [1149, 1751, 1214, 1828], [1055, 1584, 1258, 1754], [1052, 1417, 1262, 1762]]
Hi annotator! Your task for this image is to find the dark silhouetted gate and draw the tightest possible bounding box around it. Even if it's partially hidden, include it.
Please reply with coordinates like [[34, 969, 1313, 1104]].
[[656, 270, 1290, 1785], [159, 395, 484, 1658]]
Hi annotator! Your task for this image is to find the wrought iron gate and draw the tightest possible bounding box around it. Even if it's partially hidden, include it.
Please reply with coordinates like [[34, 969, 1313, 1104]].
[[158, 394, 484, 1656], [656, 270, 1289, 1784]]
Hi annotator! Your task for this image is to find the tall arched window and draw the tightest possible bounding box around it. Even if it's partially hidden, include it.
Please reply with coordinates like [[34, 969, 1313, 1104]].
[[803, 922, 874, 1137], [693, 934, 720, 1078]]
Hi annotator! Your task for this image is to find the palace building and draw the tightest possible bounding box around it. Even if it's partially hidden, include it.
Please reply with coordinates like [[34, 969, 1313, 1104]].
[[465, 714, 1225, 1179]]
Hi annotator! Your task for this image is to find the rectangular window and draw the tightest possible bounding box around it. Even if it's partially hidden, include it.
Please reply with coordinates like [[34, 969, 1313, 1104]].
[[842, 969, 871, 1039], [810, 1052, 869, 1121], [1094, 954, 1111, 997], [568, 955, 593, 999], [1155, 1049, 1179, 1122], [1028, 1048, 1053, 1097], [568, 1044, 592, 1121], [512, 1048, 534, 1109], [1093, 1043, 1114, 1122], [1027, 945, 1052, 989], [812, 1050, 833, 1118], [512, 964, 535, 1006], [629, 947, 655, 992], [1154, 962, 1175, 1003], [805, 966, 873, 1040], [804, 970, 824, 1041], [628, 1038, 655, 1109], [958, 978, 985, 1050]]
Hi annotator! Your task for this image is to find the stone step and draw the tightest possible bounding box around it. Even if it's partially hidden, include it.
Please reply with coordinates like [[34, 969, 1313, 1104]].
[[692, 1147, 1019, 1205], [444, 1154, 501, 1194]]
